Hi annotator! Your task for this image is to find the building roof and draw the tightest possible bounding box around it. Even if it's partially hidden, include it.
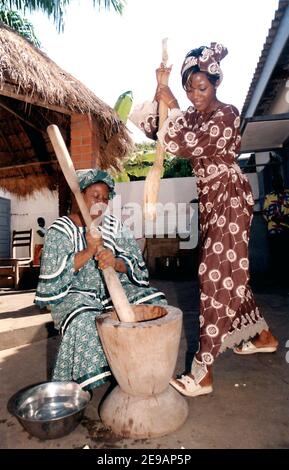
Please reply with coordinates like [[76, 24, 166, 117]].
[[0, 22, 132, 196], [241, 0, 289, 117]]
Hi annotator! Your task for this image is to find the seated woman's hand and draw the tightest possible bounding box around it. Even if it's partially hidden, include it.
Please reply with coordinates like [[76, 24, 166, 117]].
[[97, 249, 116, 271]]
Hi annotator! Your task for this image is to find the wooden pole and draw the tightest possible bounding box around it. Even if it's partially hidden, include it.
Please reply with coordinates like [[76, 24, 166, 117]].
[[47, 124, 136, 323], [143, 38, 169, 220]]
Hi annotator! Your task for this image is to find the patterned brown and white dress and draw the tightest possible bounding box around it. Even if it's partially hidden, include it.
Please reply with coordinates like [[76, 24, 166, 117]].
[[131, 102, 269, 383]]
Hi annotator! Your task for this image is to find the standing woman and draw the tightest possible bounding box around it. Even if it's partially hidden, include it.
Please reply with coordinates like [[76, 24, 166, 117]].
[[130, 43, 278, 397]]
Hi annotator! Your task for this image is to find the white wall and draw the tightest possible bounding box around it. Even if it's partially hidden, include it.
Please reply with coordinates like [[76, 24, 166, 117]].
[[0, 188, 58, 257], [112, 177, 198, 240], [269, 80, 289, 115], [0, 172, 260, 253], [115, 177, 198, 207]]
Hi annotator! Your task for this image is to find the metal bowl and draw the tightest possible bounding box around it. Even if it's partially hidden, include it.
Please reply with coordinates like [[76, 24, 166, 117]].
[[8, 381, 91, 440]]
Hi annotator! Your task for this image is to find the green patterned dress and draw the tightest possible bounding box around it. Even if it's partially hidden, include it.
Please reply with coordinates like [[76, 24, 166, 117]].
[[35, 215, 166, 391]]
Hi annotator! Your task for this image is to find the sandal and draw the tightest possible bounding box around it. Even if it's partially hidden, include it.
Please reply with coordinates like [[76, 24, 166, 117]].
[[169, 374, 213, 397], [233, 340, 277, 355]]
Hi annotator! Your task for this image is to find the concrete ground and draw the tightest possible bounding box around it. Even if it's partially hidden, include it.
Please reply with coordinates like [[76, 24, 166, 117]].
[[0, 277, 289, 449]]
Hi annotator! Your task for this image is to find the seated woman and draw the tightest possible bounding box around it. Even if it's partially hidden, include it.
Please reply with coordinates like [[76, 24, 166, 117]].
[[35, 169, 167, 391]]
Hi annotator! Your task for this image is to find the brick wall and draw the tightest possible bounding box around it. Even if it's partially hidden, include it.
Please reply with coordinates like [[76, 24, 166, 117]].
[[58, 113, 101, 215], [70, 114, 100, 169]]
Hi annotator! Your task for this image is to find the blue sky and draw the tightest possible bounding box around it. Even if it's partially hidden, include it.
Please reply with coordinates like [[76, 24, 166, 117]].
[[27, 0, 279, 141]]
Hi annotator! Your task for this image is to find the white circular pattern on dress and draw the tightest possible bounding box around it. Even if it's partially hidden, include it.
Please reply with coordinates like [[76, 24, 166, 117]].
[[217, 137, 227, 149], [239, 258, 249, 270], [199, 262, 207, 275], [202, 352, 214, 365], [152, 117, 158, 128], [223, 127, 233, 140], [234, 116, 240, 128], [206, 202, 213, 213], [204, 237, 212, 249], [226, 249, 237, 262], [223, 191, 229, 201], [207, 164, 218, 175], [200, 292, 208, 301], [211, 298, 223, 309], [230, 197, 240, 208], [202, 186, 209, 194], [212, 181, 221, 190], [212, 242, 224, 254], [209, 269, 221, 282], [193, 147, 203, 156], [168, 127, 177, 138], [236, 285, 246, 298], [232, 174, 238, 183], [210, 125, 220, 138], [225, 306, 236, 317], [217, 215, 226, 227], [184, 131, 196, 143], [242, 230, 248, 243], [199, 202, 204, 213], [210, 213, 218, 225], [246, 193, 254, 205], [167, 141, 179, 153], [223, 277, 234, 290], [218, 163, 227, 172], [199, 315, 205, 327], [229, 223, 240, 234], [206, 324, 219, 338]]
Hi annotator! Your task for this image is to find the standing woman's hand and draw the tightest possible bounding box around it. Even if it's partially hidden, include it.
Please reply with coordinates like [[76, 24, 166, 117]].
[[154, 66, 179, 109], [156, 65, 172, 85], [155, 84, 179, 110]]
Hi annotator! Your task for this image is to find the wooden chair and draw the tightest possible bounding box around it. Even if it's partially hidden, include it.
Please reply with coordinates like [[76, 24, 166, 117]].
[[0, 229, 34, 289]]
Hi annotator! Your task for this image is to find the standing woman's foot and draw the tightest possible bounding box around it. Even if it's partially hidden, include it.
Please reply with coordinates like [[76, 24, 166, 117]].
[[252, 329, 278, 349], [170, 369, 213, 397], [234, 329, 278, 354]]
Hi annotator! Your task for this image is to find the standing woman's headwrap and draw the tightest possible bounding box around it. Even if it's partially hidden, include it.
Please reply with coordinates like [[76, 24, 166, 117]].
[[181, 42, 228, 90]]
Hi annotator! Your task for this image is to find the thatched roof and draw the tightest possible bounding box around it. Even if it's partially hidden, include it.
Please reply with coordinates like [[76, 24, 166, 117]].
[[0, 22, 132, 197]]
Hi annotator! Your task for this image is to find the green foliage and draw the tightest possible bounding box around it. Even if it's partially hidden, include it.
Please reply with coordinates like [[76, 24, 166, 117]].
[[113, 90, 193, 182], [0, 8, 40, 46], [115, 142, 193, 182], [114, 90, 133, 124], [163, 155, 193, 178], [0, 0, 125, 33]]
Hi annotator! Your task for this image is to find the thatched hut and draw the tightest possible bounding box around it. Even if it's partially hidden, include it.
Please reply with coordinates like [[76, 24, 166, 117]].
[[0, 22, 132, 210]]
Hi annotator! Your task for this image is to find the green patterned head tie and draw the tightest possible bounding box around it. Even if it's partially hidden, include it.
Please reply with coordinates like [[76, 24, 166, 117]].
[[76, 169, 116, 199]]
